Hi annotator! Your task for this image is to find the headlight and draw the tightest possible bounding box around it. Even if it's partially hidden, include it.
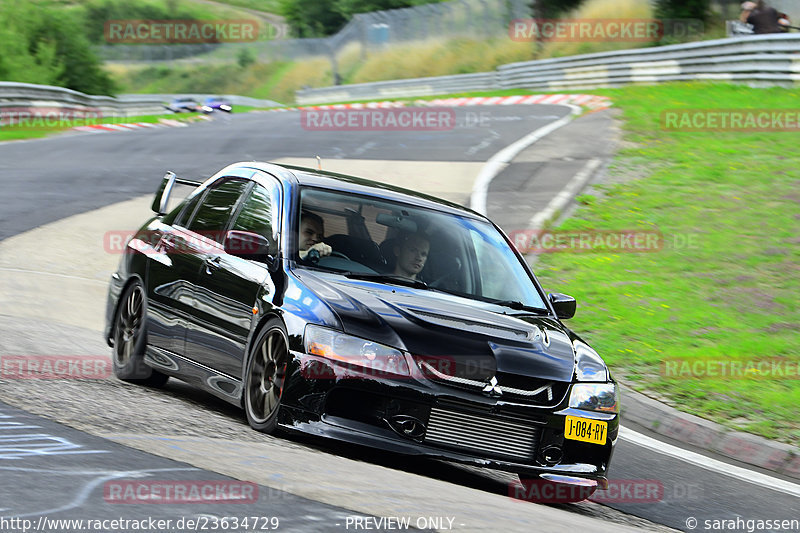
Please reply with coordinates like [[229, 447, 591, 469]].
[[568, 383, 619, 413], [304, 325, 409, 376], [220, 104, 232, 111], [202, 106, 212, 112]]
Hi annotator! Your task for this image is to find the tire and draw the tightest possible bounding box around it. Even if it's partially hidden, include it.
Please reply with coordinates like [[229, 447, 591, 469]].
[[243, 319, 289, 433], [112, 281, 169, 387]]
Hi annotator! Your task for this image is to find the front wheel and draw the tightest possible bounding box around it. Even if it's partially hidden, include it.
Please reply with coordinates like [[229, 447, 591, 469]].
[[244, 319, 289, 433], [112, 281, 169, 387]]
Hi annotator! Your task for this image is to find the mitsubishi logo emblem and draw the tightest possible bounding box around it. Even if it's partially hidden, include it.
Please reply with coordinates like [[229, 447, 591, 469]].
[[482, 376, 503, 397]]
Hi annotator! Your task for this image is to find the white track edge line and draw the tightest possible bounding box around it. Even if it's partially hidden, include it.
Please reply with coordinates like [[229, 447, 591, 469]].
[[469, 104, 581, 215], [620, 426, 800, 497]]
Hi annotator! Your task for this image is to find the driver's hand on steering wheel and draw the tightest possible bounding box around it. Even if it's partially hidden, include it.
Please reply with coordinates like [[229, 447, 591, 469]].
[[299, 242, 332, 260]]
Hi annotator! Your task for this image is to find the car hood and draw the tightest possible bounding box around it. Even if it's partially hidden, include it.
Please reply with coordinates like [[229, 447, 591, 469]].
[[295, 271, 581, 382]]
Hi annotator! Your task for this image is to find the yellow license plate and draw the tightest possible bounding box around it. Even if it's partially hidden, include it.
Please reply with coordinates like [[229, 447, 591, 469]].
[[564, 416, 607, 445]]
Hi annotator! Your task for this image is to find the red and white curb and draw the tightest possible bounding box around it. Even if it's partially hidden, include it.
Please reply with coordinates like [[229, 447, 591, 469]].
[[72, 117, 208, 133], [421, 94, 611, 110], [271, 101, 405, 112], [275, 94, 611, 112]]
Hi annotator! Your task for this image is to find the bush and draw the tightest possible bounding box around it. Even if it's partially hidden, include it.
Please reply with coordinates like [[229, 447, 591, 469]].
[[530, 0, 585, 18], [237, 47, 257, 68], [0, 0, 116, 95], [655, 0, 711, 22]]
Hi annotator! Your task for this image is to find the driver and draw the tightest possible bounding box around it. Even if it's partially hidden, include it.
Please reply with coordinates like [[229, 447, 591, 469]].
[[392, 232, 430, 280], [298, 210, 332, 261]]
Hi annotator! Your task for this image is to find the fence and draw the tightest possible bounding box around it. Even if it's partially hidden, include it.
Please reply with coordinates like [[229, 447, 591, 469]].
[[295, 33, 800, 104], [96, 0, 529, 63]]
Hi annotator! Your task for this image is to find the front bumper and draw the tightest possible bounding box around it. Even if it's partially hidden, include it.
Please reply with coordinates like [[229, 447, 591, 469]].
[[279, 351, 617, 482]]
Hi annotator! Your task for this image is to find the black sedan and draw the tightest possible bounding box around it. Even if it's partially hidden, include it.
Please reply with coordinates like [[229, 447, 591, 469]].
[[105, 162, 618, 500]]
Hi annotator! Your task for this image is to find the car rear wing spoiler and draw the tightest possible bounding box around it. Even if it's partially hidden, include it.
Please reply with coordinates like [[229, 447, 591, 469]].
[[151, 171, 202, 215]]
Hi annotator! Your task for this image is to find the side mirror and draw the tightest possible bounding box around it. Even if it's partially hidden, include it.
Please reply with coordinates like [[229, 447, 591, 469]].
[[151, 171, 176, 215], [549, 292, 576, 319], [224, 230, 276, 264]]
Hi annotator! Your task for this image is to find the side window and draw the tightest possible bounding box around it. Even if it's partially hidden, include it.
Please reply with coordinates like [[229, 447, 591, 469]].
[[187, 179, 250, 242], [172, 191, 203, 228], [232, 183, 278, 240]]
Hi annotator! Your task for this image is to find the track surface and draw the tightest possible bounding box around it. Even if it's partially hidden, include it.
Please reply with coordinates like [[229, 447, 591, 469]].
[[0, 108, 797, 532]]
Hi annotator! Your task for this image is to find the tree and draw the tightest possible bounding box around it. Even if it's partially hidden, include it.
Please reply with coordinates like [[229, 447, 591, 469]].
[[529, 0, 584, 19], [0, 1, 116, 95], [280, 0, 434, 37], [654, 0, 711, 22], [279, 0, 347, 37]]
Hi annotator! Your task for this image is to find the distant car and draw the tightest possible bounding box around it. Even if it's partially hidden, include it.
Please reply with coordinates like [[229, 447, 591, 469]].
[[166, 97, 200, 113], [200, 96, 233, 114], [105, 162, 618, 501]]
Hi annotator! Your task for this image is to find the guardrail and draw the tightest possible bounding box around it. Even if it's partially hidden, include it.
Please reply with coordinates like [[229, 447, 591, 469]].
[[0, 82, 167, 118], [0, 83, 283, 121], [296, 33, 800, 104], [117, 94, 281, 108], [296, 72, 497, 104]]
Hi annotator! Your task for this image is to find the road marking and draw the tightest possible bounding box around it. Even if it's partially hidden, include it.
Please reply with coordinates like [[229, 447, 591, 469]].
[[3, 466, 198, 518], [470, 104, 581, 215], [620, 426, 800, 497], [526, 157, 602, 230]]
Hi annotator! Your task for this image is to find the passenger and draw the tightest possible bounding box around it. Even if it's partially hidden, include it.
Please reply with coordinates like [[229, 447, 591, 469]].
[[392, 232, 430, 280], [298, 210, 332, 260]]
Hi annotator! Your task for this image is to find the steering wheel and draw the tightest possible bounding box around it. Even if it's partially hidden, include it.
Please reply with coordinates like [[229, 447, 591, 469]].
[[307, 249, 352, 264], [428, 258, 462, 289], [328, 251, 351, 261]]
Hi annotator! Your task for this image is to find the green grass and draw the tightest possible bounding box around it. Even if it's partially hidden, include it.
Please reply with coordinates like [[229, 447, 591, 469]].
[[527, 82, 800, 444], [110, 38, 534, 104], [0, 112, 195, 141]]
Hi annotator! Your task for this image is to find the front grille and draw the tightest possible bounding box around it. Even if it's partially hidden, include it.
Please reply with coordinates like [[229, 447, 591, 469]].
[[424, 407, 539, 462], [415, 356, 566, 407]]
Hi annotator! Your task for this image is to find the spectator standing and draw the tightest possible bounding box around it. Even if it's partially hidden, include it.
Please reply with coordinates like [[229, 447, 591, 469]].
[[742, 0, 783, 34]]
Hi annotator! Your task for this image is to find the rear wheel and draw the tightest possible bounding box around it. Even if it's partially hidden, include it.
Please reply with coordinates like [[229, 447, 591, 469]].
[[244, 319, 289, 433], [112, 281, 169, 387]]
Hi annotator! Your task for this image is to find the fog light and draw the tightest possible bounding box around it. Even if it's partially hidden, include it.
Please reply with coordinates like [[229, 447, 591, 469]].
[[539, 445, 563, 466]]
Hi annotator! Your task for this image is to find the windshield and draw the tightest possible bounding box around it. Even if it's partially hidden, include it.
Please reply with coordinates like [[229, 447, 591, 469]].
[[294, 187, 547, 311]]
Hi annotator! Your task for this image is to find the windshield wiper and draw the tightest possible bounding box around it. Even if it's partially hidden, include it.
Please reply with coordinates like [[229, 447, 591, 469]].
[[487, 299, 550, 315], [343, 272, 429, 290]]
